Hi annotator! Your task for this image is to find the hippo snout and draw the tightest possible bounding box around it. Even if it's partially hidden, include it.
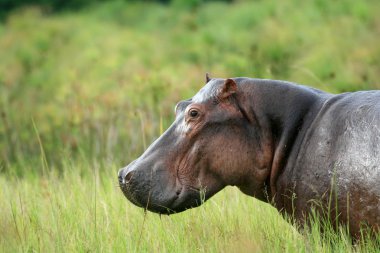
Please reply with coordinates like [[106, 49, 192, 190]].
[[118, 162, 190, 214], [118, 167, 144, 209], [118, 113, 223, 214]]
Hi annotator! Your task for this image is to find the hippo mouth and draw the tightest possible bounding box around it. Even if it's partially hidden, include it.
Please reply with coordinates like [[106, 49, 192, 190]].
[[119, 177, 205, 215]]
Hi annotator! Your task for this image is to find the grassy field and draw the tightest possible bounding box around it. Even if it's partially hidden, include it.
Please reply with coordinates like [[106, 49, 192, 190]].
[[0, 163, 380, 252], [2, 165, 379, 252], [1, 0, 380, 252]]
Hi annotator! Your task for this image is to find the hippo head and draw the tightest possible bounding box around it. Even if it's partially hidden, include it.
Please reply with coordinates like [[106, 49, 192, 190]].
[[118, 77, 271, 214]]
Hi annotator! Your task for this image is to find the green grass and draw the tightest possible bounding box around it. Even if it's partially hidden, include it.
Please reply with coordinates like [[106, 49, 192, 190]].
[[1, 164, 379, 252], [1, 0, 380, 252]]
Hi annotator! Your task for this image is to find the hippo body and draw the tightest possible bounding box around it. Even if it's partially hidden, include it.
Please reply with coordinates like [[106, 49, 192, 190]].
[[119, 77, 380, 237], [278, 90, 380, 234]]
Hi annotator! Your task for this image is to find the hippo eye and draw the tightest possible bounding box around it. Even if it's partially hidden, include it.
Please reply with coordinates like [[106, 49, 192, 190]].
[[189, 109, 199, 118]]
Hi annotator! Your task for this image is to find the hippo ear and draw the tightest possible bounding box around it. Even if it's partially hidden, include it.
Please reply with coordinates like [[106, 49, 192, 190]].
[[219, 78, 237, 100], [206, 73, 211, 83]]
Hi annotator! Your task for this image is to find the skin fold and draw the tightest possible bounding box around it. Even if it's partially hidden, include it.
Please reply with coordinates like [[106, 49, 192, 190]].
[[118, 76, 380, 238]]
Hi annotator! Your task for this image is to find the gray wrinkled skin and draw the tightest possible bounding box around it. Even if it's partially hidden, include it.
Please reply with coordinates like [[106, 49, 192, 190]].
[[119, 77, 380, 237], [280, 91, 380, 235]]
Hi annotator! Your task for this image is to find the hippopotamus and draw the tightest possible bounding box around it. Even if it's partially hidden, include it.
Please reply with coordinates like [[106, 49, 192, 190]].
[[118, 75, 380, 237]]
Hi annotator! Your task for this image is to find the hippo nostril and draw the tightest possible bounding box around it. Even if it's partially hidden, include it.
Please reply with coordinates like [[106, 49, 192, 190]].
[[118, 168, 134, 185], [125, 171, 133, 184]]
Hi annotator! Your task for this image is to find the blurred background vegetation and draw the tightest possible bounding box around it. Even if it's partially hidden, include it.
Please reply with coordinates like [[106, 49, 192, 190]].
[[0, 0, 379, 175]]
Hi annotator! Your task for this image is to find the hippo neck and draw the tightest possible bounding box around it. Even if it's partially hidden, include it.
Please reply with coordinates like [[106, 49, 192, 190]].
[[236, 78, 329, 202]]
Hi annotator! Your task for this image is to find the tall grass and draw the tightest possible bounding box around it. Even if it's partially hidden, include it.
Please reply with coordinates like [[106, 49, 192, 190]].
[[2, 164, 379, 253], [1, 0, 380, 252]]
